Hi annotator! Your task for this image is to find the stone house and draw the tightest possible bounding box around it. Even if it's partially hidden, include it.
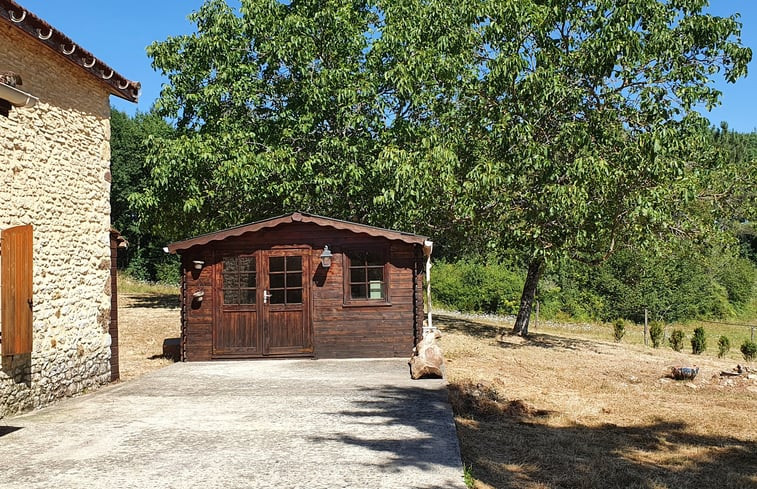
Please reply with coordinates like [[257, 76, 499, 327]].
[[0, 0, 139, 417]]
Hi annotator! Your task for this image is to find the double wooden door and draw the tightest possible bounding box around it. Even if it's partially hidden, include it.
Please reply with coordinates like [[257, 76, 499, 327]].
[[214, 248, 312, 357]]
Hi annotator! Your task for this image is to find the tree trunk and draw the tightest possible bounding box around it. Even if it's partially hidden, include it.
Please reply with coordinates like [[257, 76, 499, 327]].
[[510, 257, 543, 337]]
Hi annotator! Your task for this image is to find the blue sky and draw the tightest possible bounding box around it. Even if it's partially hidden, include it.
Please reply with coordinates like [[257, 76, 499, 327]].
[[15, 1, 757, 132]]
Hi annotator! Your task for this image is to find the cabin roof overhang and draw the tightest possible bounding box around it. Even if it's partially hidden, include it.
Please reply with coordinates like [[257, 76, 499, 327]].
[[166, 212, 429, 254], [0, 0, 140, 102]]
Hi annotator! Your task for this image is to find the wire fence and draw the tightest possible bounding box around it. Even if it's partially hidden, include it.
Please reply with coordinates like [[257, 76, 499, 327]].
[[696, 319, 756, 342]]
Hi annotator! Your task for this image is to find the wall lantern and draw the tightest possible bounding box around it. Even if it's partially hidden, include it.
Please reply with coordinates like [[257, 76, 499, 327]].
[[192, 260, 205, 270], [319, 246, 333, 268]]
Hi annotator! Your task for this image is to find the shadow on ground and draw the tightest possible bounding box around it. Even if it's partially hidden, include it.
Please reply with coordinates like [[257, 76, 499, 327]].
[[453, 396, 757, 489], [124, 294, 179, 309], [436, 313, 601, 352], [310, 384, 462, 477], [0, 426, 22, 437]]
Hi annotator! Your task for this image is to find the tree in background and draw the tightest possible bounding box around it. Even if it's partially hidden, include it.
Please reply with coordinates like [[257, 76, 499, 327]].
[[133, 0, 751, 331], [374, 0, 751, 335], [111, 108, 179, 282]]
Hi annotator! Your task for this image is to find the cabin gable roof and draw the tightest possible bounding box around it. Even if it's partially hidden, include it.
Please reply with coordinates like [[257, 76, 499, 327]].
[[167, 212, 428, 253]]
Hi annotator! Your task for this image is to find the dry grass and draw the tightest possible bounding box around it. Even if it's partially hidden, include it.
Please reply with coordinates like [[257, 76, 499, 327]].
[[438, 313, 757, 489], [113, 282, 757, 487], [116, 280, 181, 381]]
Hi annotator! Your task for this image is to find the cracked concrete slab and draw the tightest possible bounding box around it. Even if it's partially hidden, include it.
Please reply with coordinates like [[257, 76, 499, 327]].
[[0, 359, 466, 489]]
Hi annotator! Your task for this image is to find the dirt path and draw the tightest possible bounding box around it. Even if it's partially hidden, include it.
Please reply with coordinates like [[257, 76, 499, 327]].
[[117, 293, 181, 381]]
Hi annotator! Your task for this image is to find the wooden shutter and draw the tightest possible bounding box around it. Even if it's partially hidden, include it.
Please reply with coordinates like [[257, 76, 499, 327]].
[[1, 225, 33, 356]]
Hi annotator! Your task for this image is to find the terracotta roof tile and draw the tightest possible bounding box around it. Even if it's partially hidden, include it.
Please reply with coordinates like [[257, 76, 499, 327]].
[[0, 0, 139, 102]]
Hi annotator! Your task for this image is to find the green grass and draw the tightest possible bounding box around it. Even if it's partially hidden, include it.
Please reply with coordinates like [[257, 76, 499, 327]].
[[117, 273, 179, 295], [433, 305, 757, 362]]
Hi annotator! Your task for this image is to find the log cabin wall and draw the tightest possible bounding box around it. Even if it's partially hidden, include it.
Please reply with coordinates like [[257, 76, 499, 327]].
[[179, 221, 425, 360]]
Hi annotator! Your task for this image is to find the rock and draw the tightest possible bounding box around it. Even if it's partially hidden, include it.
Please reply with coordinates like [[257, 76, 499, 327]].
[[409, 330, 445, 380], [671, 366, 699, 380]]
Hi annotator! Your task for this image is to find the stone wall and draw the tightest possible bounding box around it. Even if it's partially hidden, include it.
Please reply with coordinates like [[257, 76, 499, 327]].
[[0, 22, 114, 418]]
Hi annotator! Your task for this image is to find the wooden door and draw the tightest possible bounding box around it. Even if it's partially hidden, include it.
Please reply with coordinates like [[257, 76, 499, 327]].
[[214, 254, 262, 356], [261, 249, 312, 356], [1, 225, 33, 356]]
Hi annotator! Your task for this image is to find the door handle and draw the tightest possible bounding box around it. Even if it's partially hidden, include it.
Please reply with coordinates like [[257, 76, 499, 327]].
[[263, 290, 272, 304]]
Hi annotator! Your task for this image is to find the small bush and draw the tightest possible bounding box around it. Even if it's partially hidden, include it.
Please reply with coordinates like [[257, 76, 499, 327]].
[[613, 319, 625, 342], [463, 464, 475, 489], [669, 329, 685, 352], [155, 259, 181, 285], [691, 327, 707, 355], [431, 259, 524, 315], [717, 335, 731, 358], [649, 321, 664, 348], [741, 340, 757, 361]]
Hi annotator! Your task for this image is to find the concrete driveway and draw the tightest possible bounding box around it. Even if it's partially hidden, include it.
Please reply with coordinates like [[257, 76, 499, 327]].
[[0, 359, 466, 489]]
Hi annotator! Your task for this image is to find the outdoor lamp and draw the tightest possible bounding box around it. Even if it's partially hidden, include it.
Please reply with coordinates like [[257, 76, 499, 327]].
[[320, 245, 333, 268]]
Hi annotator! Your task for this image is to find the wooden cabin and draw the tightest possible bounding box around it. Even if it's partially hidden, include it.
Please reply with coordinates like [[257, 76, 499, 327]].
[[167, 212, 432, 360]]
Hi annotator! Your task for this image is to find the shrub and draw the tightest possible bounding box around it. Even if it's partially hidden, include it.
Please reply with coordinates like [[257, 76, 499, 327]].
[[155, 258, 181, 285], [669, 329, 685, 352], [717, 335, 731, 358], [691, 327, 707, 355], [741, 340, 757, 361], [649, 321, 664, 348], [431, 259, 523, 315], [613, 319, 625, 342]]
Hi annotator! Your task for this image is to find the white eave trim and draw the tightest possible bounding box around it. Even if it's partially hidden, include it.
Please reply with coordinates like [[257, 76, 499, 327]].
[[0, 82, 38, 108]]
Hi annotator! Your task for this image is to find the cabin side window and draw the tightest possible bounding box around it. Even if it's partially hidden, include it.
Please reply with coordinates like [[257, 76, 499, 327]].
[[344, 249, 389, 304]]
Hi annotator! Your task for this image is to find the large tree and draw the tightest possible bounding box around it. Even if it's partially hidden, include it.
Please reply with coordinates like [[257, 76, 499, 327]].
[[373, 0, 752, 335], [136, 0, 751, 333]]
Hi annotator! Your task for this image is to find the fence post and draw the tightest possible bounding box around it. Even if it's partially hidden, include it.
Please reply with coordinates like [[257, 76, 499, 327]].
[[535, 301, 539, 331], [644, 308, 649, 347]]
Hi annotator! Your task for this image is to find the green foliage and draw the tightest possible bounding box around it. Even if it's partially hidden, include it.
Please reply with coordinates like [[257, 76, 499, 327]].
[[649, 321, 664, 348], [669, 329, 685, 352], [463, 464, 475, 489], [613, 320, 625, 343], [111, 107, 178, 283], [134, 0, 750, 327], [717, 335, 731, 359], [714, 255, 756, 307], [691, 327, 707, 355], [124, 251, 150, 282], [589, 243, 756, 323], [741, 340, 757, 361], [431, 259, 523, 315], [155, 258, 182, 286]]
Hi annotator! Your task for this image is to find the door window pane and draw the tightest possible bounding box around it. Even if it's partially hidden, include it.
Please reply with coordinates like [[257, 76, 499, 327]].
[[287, 256, 302, 271], [270, 273, 285, 289], [224, 289, 240, 304], [270, 256, 285, 272], [223, 256, 256, 305], [239, 256, 255, 272], [267, 254, 304, 304], [241, 289, 256, 304], [286, 289, 302, 304], [270, 289, 285, 304], [286, 272, 302, 288], [242, 272, 257, 288]]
